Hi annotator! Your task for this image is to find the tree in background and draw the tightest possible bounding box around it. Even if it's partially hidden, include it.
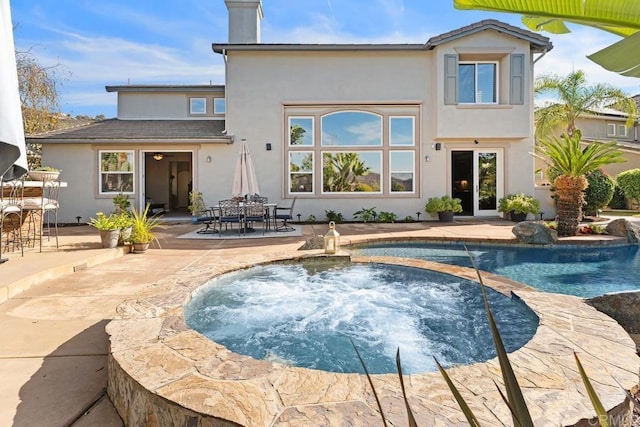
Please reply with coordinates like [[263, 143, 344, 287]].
[[534, 70, 637, 140], [453, 0, 640, 77], [16, 48, 66, 134]]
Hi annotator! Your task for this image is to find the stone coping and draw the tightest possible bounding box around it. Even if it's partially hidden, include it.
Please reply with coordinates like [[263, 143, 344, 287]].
[[106, 251, 640, 426]]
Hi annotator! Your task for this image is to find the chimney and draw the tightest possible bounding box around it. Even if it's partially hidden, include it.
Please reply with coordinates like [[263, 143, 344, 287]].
[[224, 0, 263, 44]]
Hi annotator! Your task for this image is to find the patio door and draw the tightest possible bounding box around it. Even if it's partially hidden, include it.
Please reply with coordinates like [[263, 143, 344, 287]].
[[451, 149, 503, 217]]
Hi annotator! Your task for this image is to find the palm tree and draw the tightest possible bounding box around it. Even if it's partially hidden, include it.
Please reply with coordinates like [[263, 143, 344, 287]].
[[534, 70, 638, 139], [534, 130, 625, 236]]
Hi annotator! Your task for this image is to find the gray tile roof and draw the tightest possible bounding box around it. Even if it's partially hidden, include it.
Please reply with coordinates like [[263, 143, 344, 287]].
[[213, 19, 552, 54], [425, 19, 552, 52], [28, 119, 231, 144]]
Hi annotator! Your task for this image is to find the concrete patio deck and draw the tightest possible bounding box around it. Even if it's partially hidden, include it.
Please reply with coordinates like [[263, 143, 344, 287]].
[[0, 218, 638, 426]]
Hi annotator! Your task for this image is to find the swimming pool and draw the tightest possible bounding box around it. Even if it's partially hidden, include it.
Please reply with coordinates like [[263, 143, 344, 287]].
[[352, 242, 640, 298], [184, 260, 538, 374]]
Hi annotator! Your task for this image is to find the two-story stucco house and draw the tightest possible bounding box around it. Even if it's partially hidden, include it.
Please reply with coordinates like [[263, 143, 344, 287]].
[[30, 0, 552, 224]]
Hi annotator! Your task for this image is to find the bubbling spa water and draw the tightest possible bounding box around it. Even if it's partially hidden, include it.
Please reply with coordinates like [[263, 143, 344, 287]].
[[184, 261, 538, 374]]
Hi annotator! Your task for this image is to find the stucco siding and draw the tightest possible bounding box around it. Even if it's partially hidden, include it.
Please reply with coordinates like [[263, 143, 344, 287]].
[[117, 92, 224, 120], [435, 31, 533, 139]]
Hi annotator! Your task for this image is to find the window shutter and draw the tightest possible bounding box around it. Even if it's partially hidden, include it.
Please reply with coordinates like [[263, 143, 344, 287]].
[[510, 54, 525, 105], [444, 54, 458, 105]]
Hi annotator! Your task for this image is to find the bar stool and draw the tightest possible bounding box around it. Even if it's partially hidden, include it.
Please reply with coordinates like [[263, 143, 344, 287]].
[[23, 176, 60, 252], [0, 176, 25, 257]]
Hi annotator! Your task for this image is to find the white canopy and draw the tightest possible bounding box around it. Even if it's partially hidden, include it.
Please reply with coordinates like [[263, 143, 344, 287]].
[[0, 0, 28, 180], [231, 141, 260, 197]]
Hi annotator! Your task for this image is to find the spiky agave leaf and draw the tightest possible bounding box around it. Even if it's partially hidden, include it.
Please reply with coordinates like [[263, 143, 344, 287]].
[[395, 349, 418, 427], [350, 339, 388, 426], [434, 358, 482, 427], [464, 246, 535, 426], [574, 353, 610, 427]]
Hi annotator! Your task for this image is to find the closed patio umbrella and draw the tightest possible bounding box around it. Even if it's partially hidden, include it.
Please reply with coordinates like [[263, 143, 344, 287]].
[[231, 140, 260, 198], [0, 0, 28, 181], [1, 0, 28, 264]]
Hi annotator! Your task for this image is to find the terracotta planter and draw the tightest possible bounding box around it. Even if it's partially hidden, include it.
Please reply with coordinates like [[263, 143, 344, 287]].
[[132, 242, 150, 253], [99, 229, 120, 248], [437, 211, 454, 223]]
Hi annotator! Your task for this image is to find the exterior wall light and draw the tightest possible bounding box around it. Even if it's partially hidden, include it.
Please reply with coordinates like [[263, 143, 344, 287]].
[[153, 153, 164, 161]]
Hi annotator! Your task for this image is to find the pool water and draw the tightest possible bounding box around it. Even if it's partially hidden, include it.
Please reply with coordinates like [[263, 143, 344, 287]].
[[352, 243, 640, 298], [185, 261, 538, 374]]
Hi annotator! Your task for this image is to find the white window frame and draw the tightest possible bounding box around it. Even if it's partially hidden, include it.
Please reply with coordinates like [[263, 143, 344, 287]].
[[189, 97, 206, 115], [607, 123, 616, 136], [389, 150, 415, 193], [320, 150, 383, 195], [288, 151, 314, 194], [321, 111, 383, 147], [98, 150, 135, 195], [285, 107, 418, 197], [618, 124, 627, 137], [288, 116, 315, 146], [213, 97, 226, 115], [458, 61, 498, 104], [389, 116, 415, 146]]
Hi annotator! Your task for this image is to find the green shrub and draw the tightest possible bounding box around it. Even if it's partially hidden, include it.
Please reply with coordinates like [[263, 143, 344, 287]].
[[424, 195, 463, 214], [609, 185, 627, 209], [617, 168, 640, 201], [583, 169, 615, 216], [325, 210, 344, 223], [498, 193, 540, 215], [353, 207, 377, 222], [378, 211, 397, 223]]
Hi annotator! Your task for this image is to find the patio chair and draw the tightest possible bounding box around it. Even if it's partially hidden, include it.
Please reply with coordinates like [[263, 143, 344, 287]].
[[249, 194, 271, 229], [274, 197, 296, 232], [195, 207, 219, 234], [1, 176, 25, 257], [217, 199, 243, 236], [243, 200, 267, 235]]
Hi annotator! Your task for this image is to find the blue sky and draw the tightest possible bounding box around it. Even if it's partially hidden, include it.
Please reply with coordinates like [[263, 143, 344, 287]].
[[11, 0, 640, 118]]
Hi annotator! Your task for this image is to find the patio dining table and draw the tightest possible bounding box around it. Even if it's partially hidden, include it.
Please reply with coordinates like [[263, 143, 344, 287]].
[[208, 201, 277, 233]]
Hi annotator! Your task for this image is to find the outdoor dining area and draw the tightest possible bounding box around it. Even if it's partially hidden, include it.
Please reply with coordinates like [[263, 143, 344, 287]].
[[189, 141, 297, 238], [1, 172, 65, 261]]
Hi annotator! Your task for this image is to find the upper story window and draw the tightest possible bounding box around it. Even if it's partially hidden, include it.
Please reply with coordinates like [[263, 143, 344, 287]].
[[459, 62, 497, 104], [189, 97, 206, 115], [213, 97, 226, 115], [444, 53, 523, 105], [99, 151, 134, 194]]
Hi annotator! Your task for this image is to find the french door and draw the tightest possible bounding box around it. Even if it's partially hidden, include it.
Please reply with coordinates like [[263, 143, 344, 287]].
[[451, 149, 503, 217]]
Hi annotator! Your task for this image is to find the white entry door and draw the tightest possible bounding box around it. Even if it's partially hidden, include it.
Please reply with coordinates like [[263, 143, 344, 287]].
[[451, 149, 503, 217]]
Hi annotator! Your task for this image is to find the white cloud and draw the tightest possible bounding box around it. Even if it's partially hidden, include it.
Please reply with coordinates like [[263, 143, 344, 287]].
[[534, 27, 640, 95]]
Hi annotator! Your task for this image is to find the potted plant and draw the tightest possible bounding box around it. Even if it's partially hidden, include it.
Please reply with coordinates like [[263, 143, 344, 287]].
[[188, 190, 206, 223], [114, 211, 134, 246], [129, 204, 162, 253], [113, 192, 131, 213], [498, 193, 540, 222], [88, 212, 120, 248], [425, 195, 463, 222], [28, 166, 61, 181]]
